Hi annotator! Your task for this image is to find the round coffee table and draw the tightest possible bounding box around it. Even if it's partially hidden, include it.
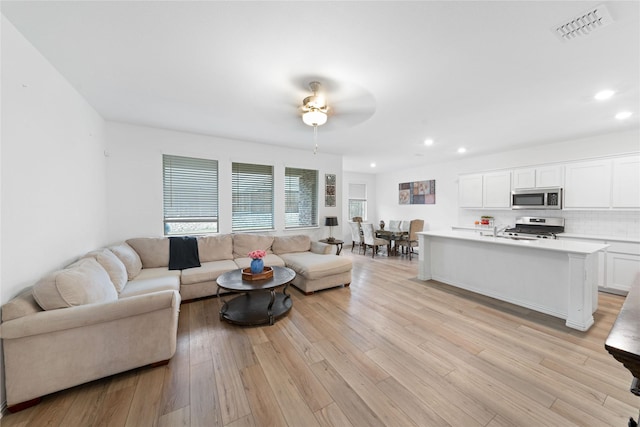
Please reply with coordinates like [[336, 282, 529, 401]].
[[216, 266, 296, 326]]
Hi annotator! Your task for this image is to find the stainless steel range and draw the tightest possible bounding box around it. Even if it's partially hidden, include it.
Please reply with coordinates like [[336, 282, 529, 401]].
[[503, 216, 565, 239]]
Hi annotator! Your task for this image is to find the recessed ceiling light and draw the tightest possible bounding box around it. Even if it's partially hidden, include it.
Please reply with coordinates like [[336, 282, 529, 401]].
[[615, 111, 632, 120], [594, 90, 615, 100], [424, 138, 434, 146], [457, 147, 466, 154], [370, 162, 376, 168]]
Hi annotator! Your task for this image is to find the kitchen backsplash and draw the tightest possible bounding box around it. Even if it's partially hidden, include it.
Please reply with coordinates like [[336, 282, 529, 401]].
[[459, 210, 640, 240]]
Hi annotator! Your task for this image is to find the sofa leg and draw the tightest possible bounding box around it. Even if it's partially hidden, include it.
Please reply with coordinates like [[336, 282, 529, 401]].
[[7, 397, 42, 413]]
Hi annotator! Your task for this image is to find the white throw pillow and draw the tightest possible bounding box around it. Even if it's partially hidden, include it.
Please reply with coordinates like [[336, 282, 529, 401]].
[[32, 258, 118, 310], [108, 243, 143, 280], [84, 248, 128, 293]]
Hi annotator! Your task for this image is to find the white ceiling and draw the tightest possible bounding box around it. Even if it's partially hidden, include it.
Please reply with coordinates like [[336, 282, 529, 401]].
[[2, 1, 639, 173]]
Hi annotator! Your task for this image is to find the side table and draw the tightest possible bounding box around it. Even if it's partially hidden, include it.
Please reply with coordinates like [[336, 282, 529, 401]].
[[319, 238, 344, 255]]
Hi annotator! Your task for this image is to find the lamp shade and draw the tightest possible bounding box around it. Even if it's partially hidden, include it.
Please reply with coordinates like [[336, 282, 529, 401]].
[[303, 110, 328, 127], [324, 216, 338, 227]]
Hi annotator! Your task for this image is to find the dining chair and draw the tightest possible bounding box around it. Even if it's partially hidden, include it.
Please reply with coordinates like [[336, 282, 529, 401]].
[[361, 223, 389, 258], [388, 220, 401, 230], [395, 219, 424, 260], [348, 221, 364, 253]]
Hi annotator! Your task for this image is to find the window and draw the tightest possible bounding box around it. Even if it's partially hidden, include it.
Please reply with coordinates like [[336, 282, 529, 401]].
[[232, 162, 274, 231], [285, 167, 318, 228], [163, 155, 218, 235], [348, 183, 367, 221]]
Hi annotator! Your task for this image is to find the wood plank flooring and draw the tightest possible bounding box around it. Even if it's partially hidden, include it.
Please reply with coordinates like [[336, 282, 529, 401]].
[[2, 251, 637, 426]]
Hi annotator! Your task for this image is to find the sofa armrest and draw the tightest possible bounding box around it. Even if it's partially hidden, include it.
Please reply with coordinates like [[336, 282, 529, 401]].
[[311, 241, 332, 255], [0, 290, 180, 339]]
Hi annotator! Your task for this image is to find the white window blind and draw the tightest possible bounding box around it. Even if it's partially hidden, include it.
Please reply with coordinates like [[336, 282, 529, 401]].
[[163, 155, 218, 235], [349, 183, 367, 199], [348, 183, 367, 221], [285, 167, 318, 228], [232, 162, 274, 231]]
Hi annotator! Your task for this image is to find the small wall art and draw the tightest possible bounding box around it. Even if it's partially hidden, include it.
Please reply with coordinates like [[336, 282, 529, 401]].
[[399, 179, 436, 205], [325, 174, 336, 207]]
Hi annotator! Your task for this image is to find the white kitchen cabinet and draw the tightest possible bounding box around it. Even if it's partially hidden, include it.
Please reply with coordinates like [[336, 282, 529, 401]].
[[606, 241, 640, 294], [483, 171, 511, 208], [564, 159, 612, 208], [558, 236, 640, 294], [611, 155, 640, 208], [459, 174, 483, 208], [536, 165, 563, 188], [512, 168, 536, 189], [512, 165, 563, 189]]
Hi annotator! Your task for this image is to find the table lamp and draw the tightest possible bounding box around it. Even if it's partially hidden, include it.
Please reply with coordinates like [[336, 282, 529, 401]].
[[325, 216, 338, 242]]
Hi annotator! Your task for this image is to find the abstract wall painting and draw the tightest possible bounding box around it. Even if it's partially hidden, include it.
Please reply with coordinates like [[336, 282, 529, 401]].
[[399, 179, 436, 205]]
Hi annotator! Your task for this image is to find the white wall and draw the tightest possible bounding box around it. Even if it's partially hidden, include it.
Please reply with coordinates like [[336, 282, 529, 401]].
[[1, 15, 108, 408], [376, 130, 640, 238], [106, 122, 343, 243]]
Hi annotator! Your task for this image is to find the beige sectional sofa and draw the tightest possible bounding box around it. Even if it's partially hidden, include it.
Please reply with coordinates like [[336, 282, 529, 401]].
[[0, 233, 351, 411]]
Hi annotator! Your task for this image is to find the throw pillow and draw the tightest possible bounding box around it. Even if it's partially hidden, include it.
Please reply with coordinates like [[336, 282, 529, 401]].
[[32, 258, 118, 310], [108, 243, 142, 280], [125, 237, 170, 268], [84, 248, 128, 293]]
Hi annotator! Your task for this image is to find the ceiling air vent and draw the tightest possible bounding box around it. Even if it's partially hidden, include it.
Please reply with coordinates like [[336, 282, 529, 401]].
[[554, 4, 614, 41]]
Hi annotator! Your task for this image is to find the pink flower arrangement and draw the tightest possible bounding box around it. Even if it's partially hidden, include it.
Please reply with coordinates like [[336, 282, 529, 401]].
[[248, 250, 266, 260]]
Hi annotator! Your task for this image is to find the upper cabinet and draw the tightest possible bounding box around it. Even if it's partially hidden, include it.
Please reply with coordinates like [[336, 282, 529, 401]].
[[459, 174, 483, 208], [483, 171, 512, 208], [459, 171, 511, 209], [564, 159, 612, 208], [459, 154, 639, 210], [611, 155, 640, 208], [512, 165, 563, 189], [564, 156, 640, 209]]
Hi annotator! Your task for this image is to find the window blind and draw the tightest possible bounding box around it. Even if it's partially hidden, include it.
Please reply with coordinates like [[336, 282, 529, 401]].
[[232, 162, 274, 231], [348, 183, 367, 199], [285, 167, 318, 228], [163, 155, 218, 225]]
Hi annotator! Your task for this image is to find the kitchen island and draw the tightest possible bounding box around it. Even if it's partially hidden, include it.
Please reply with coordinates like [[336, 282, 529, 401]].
[[417, 230, 609, 331]]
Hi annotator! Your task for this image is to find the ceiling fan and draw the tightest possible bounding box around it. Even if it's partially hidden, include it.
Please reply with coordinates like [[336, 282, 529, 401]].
[[292, 77, 376, 153], [301, 81, 329, 127]]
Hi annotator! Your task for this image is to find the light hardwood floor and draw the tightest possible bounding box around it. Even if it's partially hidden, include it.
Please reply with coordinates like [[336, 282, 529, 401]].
[[2, 251, 637, 426]]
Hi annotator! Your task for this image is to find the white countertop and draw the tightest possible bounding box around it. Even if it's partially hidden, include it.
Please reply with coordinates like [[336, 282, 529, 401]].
[[451, 226, 639, 244], [419, 230, 609, 254]]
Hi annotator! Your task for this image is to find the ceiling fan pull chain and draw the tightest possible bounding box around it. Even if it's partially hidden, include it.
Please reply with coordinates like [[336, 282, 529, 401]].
[[313, 124, 318, 155]]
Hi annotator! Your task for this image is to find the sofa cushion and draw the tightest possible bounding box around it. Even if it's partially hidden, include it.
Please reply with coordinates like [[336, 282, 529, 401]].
[[126, 237, 169, 269], [1, 287, 42, 321], [180, 260, 239, 285], [234, 254, 285, 270], [279, 253, 352, 280], [233, 234, 274, 259], [32, 258, 118, 310], [84, 248, 128, 293], [109, 243, 143, 280], [118, 267, 181, 298], [198, 234, 234, 262], [272, 235, 311, 255]]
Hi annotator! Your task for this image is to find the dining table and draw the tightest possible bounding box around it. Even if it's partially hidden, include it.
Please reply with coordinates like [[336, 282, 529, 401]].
[[375, 228, 408, 256]]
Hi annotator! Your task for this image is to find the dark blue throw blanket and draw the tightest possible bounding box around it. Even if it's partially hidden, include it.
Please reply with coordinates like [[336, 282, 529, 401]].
[[168, 236, 201, 270]]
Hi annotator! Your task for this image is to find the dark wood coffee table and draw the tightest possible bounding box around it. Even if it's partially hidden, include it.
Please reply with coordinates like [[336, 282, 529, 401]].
[[216, 266, 296, 326]]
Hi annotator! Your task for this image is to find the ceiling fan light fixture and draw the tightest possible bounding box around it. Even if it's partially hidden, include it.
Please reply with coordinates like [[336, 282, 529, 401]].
[[302, 109, 328, 126]]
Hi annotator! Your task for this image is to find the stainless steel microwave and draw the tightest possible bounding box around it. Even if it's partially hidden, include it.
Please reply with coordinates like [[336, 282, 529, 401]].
[[511, 188, 562, 210]]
